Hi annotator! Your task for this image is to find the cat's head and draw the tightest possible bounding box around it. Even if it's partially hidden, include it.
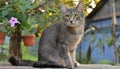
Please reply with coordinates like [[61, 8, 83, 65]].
[[61, 3, 84, 27]]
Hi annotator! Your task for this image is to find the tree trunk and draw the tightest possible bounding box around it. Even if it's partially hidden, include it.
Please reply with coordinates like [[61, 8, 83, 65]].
[[110, 0, 117, 65], [9, 27, 22, 58]]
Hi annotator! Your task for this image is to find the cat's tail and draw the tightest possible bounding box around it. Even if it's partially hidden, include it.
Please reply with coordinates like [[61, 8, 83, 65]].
[[9, 56, 36, 66], [9, 56, 66, 68]]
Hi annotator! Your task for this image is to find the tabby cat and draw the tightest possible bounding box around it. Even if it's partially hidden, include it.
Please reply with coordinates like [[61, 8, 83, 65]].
[[9, 3, 85, 69]]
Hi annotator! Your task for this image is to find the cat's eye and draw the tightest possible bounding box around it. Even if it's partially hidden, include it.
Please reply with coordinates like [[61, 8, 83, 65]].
[[74, 14, 78, 18], [65, 15, 70, 18]]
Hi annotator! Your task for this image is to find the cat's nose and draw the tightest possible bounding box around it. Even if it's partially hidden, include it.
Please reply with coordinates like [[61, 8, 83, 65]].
[[70, 21, 73, 24]]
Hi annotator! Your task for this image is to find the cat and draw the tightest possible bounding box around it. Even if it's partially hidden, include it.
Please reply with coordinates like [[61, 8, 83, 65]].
[[9, 2, 85, 69]]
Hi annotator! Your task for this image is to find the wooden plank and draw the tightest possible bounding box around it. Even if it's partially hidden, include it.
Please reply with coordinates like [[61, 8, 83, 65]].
[[0, 63, 120, 69]]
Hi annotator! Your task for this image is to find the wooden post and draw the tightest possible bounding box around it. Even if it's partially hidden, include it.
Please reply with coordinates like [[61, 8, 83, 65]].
[[110, 0, 117, 65], [9, 26, 22, 58]]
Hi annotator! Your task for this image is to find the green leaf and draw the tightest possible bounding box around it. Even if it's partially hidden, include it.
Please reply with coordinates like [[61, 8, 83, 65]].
[[90, 35, 96, 43], [19, 6, 26, 14], [22, 22, 31, 30], [98, 39, 104, 48], [2, 9, 9, 17], [107, 36, 113, 47], [94, 38, 105, 53], [24, 3, 34, 10]]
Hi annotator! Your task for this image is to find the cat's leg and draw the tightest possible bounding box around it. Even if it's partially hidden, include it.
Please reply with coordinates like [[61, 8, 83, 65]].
[[58, 44, 74, 69], [36, 44, 66, 68], [70, 50, 80, 67]]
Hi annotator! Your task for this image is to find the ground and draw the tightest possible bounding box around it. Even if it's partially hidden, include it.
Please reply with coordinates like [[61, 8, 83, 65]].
[[0, 63, 120, 69]]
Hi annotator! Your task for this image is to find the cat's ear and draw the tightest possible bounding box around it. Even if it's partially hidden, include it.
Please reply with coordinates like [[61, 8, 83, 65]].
[[61, 3, 67, 13], [76, 2, 83, 12]]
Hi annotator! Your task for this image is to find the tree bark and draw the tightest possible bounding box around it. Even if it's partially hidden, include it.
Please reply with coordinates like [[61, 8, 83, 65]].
[[9, 27, 22, 58], [110, 0, 117, 65]]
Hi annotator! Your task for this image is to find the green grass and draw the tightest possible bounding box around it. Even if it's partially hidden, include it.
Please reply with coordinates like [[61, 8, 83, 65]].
[[22, 43, 38, 61]]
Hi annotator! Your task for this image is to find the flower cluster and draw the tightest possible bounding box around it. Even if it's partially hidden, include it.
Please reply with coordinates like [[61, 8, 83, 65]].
[[9, 17, 20, 27], [0, 0, 35, 36]]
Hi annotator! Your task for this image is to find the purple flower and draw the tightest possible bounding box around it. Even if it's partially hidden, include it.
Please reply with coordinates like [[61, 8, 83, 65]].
[[9, 17, 20, 27]]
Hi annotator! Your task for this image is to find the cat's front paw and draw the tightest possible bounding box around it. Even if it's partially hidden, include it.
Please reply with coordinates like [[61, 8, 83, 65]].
[[74, 61, 80, 67], [66, 62, 74, 69], [67, 65, 74, 69]]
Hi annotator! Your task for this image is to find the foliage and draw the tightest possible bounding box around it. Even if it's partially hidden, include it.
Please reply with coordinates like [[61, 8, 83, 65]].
[[84, 29, 120, 64], [0, 0, 35, 36], [21, 37, 39, 61], [81, 55, 93, 64], [0, 0, 99, 36], [22, 44, 38, 61], [84, 31, 114, 64], [98, 60, 113, 64], [0, 43, 9, 63], [84, 0, 100, 15], [31, 0, 63, 37], [116, 64, 120, 66]]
